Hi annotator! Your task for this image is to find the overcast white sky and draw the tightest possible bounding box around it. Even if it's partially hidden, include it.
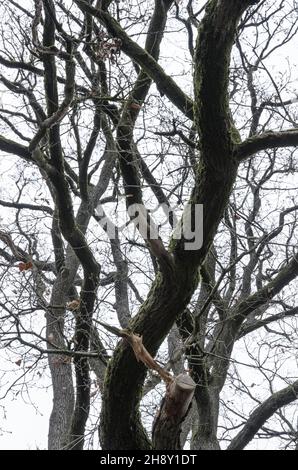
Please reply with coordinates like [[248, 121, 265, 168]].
[[1, 0, 298, 450]]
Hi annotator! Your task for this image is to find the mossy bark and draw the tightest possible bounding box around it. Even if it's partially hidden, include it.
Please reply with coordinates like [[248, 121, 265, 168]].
[[100, 268, 199, 450], [99, 0, 258, 450]]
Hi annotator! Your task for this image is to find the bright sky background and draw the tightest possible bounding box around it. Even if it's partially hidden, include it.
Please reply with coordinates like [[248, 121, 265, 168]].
[[1, 0, 298, 450]]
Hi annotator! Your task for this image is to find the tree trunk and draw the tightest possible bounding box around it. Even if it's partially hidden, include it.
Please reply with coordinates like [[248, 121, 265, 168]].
[[152, 374, 196, 450], [191, 387, 220, 450], [47, 280, 74, 450]]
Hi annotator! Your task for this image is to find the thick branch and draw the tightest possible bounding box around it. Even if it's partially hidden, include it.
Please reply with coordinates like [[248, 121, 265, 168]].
[[210, 255, 298, 391], [237, 129, 298, 161], [0, 199, 53, 215], [234, 255, 298, 324], [0, 135, 32, 161], [238, 307, 298, 338], [228, 380, 298, 450]]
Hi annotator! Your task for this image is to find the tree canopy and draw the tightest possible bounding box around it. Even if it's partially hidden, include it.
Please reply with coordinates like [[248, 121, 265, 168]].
[[0, 0, 298, 450]]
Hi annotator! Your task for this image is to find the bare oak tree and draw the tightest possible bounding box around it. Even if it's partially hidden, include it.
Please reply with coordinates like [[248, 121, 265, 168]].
[[0, 0, 298, 450]]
